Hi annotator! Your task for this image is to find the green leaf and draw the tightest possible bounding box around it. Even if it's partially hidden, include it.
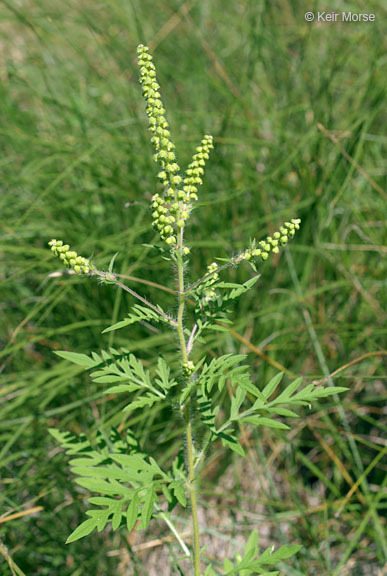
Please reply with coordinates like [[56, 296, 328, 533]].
[[126, 492, 139, 531], [102, 318, 137, 333], [124, 392, 165, 411], [54, 351, 96, 368], [221, 434, 246, 457], [141, 486, 156, 529], [155, 357, 177, 391], [105, 384, 136, 394], [273, 377, 303, 403], [230, 388, 246, 420], [95, 375, 126, 384], [312, 386, 348, 397], [261, 373, 283, 400], [102, 304, 170, 333], [110, 453, 149, 471], [244, 529, 259, 556], [239, 416, 289, 430], [206, 324, 231, 332], [273, 544, 302, 560], [180, 380, 196, 404], [111, 502, 123, 530], [199, 354, 249, 394], [169, 481, 187, 507], [108, 252, 119, 273], [259, 544, 302, 563], [93, 353, 166, 411], [66, 517, 98, 543], [227, 275, 260, 300], [265, 407, 299, 418], [75, 477, 131, 496]]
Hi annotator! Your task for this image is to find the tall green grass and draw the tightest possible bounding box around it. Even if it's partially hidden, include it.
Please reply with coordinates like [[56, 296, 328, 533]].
[[1, 1, 386, 574]]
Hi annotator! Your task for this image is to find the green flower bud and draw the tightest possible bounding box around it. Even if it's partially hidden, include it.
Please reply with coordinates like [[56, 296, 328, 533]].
[[182, 360, 195, 376]]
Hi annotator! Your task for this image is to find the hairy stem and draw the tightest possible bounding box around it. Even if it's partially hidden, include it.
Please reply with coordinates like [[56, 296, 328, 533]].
[[93, 270, 177, 326], [176, 245, 201, 576], [185, 406, 200, 575]]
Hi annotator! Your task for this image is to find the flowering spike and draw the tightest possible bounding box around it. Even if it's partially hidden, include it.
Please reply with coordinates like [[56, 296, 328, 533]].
[[137, 45, 180, 183], [241, 219, 301, 263], [49, 240, 93, 275], [183, 135, 214, 204], [137, 45, 213, 254]]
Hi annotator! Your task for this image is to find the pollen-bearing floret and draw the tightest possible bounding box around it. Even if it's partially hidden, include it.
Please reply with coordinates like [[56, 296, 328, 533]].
[[137, 44, 213, 252], [48, 240, 93, 275], [240, 219, 301, 263]]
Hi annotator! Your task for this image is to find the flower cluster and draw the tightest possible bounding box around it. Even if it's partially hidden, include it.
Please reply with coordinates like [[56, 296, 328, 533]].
[[240, 219, 301, 263], [137, 44, 179, 246], [137, 44, 181, 192], [48, 240, 92, 274], [182, 360, 195, 377], [198, 262, 219, 301], [150, 195, 177, 245], [182, 135, 214, 206], [137, 44, 213, 251]]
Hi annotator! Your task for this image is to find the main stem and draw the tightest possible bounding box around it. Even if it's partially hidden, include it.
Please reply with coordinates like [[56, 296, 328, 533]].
[[176, 249, 201, 576]]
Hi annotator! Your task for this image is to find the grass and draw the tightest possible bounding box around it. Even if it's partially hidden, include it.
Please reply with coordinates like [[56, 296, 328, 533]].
[[0, 0, 386, 574]]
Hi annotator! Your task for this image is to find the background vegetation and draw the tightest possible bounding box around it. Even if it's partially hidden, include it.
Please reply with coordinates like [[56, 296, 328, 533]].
[[0, 0, 386, 574]]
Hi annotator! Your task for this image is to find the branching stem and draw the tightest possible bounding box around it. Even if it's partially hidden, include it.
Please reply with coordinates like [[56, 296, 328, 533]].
[[94, 270, 177, 326], [184, 258, 242, 295]]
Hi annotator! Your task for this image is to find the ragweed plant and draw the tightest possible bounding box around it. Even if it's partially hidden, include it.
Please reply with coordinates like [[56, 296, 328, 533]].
[[48, 44, 346, 576]]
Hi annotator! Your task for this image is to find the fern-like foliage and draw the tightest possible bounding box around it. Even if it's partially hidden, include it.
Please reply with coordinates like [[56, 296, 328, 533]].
[[92, 355, 177, 411], [102, 303, 172, 334], [49, 428, 186, 543], [194, 276, 261, 333], [204, 529, 302, 575], [197, 368, 347, 458], [55, 348, 178, 412]]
